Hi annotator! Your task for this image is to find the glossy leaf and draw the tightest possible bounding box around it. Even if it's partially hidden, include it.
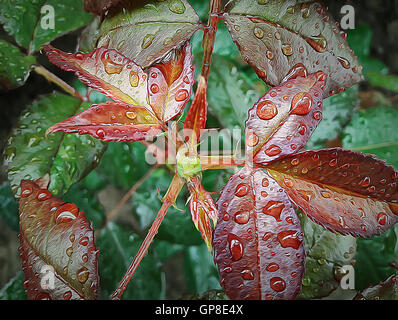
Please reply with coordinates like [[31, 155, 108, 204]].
[[3, 94, 106, 197], [19, 180, 99, 300], [187, 177, 218, 249], [47, 101, 161, 143], [0, 40, 36, 90], [342, 105, 398, 168], [97, 0, 201, 68], [147, 43, 195, 122], [245, 72, 326, 165], [213, 166, 305, 300], [97, 222, 164, 299], [267, 148, 398, 237], [43, 45, 150, 107], [185, 75, 208, 145], [223, 0, 363, 95], [0, 0, 93, 54], [298, 212, 356, 299]]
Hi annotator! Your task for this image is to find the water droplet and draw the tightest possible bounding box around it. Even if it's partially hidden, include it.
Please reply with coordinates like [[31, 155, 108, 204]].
[[305, 34, 328, 52], [96, 129, 105, 139], [76, 267, 89, 284], [337, 56, 351, 69], [321, 191, 331, 198], [241, 269, 254, 280], [262, 178, 269, 187], [377, 212, 388, 225], [21, 185, 33, 198], [256, 100, 278, 120], [82, 253, 89, 263], [63, 291, 72, 300], [291, 92, 313, 115], [266, 263, 279, 272], [270, 277, 286, 292], [69, 234, 75, 243], [313, 111, 322, 120], [253, 27, 264, 39], [235, 183, 249, 197], [291, 158, 300, 166], [37, 190, 51, 201], [282, 63, 308, 83], [246, 132, 259, 147], [257, 0, 268, 4], [359, 177, 371, 188], [126, 111, 137, 120], [266, 50, 274, 60], [265, 145, 282, 157], [66, 247, 73, 257], [263, 201, 285, 221], [228, 233, 244, 261], [141, 34, 155, 49], [79, 236, 89, 246], [277, 230, 301, 249], [129, 71, 139, 87], [282, 44, 293, 56], [235, 211, 250, 224], [175, 89, 188, 101], [56, 203, 79, 223], [101, 51, 123, 74], [150, 83, 159, 93]]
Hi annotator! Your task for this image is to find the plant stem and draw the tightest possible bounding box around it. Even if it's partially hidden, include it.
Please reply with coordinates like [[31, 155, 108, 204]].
[[201, 0, 222, 82], [34, 65, 85, 101], [110, 175, 184, 300]]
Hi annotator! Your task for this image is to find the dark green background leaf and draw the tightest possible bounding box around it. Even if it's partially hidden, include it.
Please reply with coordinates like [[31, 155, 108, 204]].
[[0, 182, 19, 232]]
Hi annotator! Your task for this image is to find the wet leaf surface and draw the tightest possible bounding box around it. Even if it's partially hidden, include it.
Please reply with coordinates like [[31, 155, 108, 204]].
[[19, 180, 99, 300], [3, 94, 106, 197], [0, 40, 36, 90], [267, 148, 398, 237], [213, 166, 305, 300], [0, 0, 93, 54], [355, 273, 398, 300], [223, 0, 363, 95]]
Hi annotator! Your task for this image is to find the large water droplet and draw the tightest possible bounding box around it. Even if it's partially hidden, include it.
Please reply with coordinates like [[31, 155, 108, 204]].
[[377, 212, 388, 225], [256, 100, 278, 120], [241, 269, 255, 280], [129, 71, 139, 87], [227, 233, 244, 261], [55, 203, 79, 223], [266, 262, 280, 272], [291, 92, 313, 115], [37, 190, 51, 201], [277, 230, 301, 249], [270, 277, 286, 292], [262, 201, 285, 221], [253, 27, 264, 39], [235, 183, 249, 197], [234, 211, 250, 224], [169, 0, 186, 14], [76, 267, 89, 284], [265, 145, 282, 157], [175, 89, 188, 101], [141, 34, 155, 49]]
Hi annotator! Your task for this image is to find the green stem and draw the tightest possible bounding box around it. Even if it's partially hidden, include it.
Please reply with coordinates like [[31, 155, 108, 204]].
[[34, 65, 85, 101]]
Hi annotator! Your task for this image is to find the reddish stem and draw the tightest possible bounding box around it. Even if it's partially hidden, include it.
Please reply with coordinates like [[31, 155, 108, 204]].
[[110, 175, 184, 300], [201, 0, 222, 81]]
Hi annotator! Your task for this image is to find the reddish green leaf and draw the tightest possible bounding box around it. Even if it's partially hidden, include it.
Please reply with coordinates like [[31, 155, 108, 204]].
[[43, 45, 150, 107], [97, 0, 201, 68], [223, 0, 363, 95], [354, 273, 398, 300], [46, 101, 161, 142], [188, 177, 218, 250], [267, 148, 398, 237], [213, 166, 305, 300], [147, 43, 195, 122], [245, 72, 326, 165], [184, 75, 208, 146], [18, 180, 99, 300]]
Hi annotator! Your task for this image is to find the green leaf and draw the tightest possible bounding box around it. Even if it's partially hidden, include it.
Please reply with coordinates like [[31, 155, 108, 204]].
[[133, 168, 202, 246], [306, 85, 359, 149], [63, 183, 106, 230], [3, 93, 106, 197], [0, 0, 93, 54], [0, 182, 19, 232], [97, 222, 165, 299], [355, 227, 398, 290], [184, 244, 221, 295], [342, 105, 398, 168], [355, 273, 398, 300], [206, 54, 267, 131], [367, 72, 398, 93], [0, 40, 36, 90], [97, 0, 201, 68], [0, 272, 27, 300], [152, 240, 184, 262], [98, 142, 148, 190], [298, 212, 356, 299], [80, 170, 107, 192]]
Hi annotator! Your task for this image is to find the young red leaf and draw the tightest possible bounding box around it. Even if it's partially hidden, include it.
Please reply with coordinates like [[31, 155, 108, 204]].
[[223, 1, 363, 96], [42, 45, 150, 107], [188, 177, 218, 250], [245, 72, 326, 165], [266, 148, 398, 237], [213, 166, 305, 300], [46, 101, 161, 142], [184, 75, 208, 146], [147, 43, 195, 122], [19, 180, 99, 300]]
